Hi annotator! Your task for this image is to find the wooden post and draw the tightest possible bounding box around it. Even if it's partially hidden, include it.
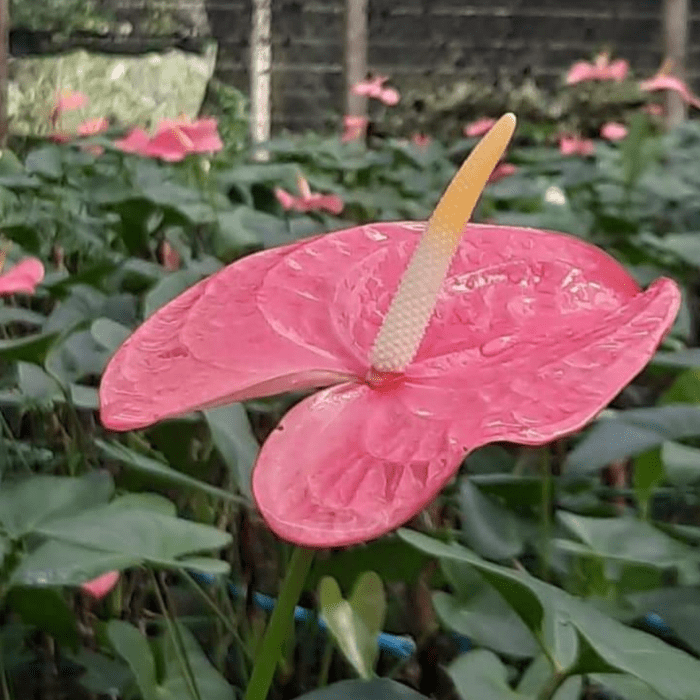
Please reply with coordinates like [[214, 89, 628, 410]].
[[345, 0, 368, 119], [664, 0, 689, 127], [0, 0, 8, 145], [250, 0, 271, 161]]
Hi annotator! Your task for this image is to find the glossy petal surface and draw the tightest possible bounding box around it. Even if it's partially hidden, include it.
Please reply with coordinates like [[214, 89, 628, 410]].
[[0, 258, 45, 295], [101, 221, 681, 546]]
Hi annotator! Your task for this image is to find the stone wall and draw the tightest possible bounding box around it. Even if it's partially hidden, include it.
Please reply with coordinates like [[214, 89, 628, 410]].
[[23, 0, 700, 131]]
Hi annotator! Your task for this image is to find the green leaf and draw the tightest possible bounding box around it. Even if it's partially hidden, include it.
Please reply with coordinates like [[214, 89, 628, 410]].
[[6, 587, 79, 649], [159, 622, 235, 700], [90, 317, 131, 352], [0, 472, 114, 539], [292, 679, 429, 700], [319, 576, 376, 679], [556, 512, 694, 570], [0, 331, 58, 364], [16, 362, 63, 403], [447, 650, 534, 700], [400, 529, 700, 700], [662, 441, 700, 485], [633, 449, 665, 517], [566, 405, 700, 478], [107, 620, 159, 700], [69, 648, 133, 697], [35, 498, 231, 570], [96, 439, 243, 504], [590, 674, 664, 700], [459, 480, 526, 560], [435, 560, 538, 658], [349, 571, 386, 647], [204, 404, 259, 499], [12, 539, 137, 588], [660, 370, 700, 404], [517, 656, 581, 700]]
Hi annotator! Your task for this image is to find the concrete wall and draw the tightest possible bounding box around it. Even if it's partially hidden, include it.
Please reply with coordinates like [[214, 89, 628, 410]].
[[40, 0, 700, 131]]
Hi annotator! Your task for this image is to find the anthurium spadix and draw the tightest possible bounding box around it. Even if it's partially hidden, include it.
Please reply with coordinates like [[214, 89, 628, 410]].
[[100, 115, 681, 547]]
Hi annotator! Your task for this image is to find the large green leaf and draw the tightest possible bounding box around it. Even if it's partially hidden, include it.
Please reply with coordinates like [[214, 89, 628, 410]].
[[566, 405, 700, 478], [158, 622, 235, 700], [436, 560, 538, 659], [35, 497, 231, 570], [662, 441, 700, 485], [400, 529, 700, 699], [590, 674, 664, 700], [458, 480, 526, 560], [107, 620, 159, 700], [293, 679, 429, 700], [448, 650, 534, 700], [96, 439, 243, 504], [0, 472, 113, 539], [12, 539, 136, 588], [204, 404, 259, 499]]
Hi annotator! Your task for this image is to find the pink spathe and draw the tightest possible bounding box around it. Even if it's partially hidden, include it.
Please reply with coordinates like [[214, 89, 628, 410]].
[[81, 571, 119, 600], [641, 72, 700, 109], [352, 76, 400, 106], [464, 118, 497, 138], [275, 175, 344, 215], [0, 258, 44, 295], [559, 135, 596, 157], [566, 53, 629, 85], [600, 122, 628, 141], [100, 221, 680, 547]]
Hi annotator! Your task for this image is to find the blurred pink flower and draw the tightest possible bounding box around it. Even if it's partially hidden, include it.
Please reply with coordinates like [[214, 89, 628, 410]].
[[411, 133, 431, 147], [488, 162, 517, 183], [566, 53, 628, 85], [115, 119, 224, 161], [50, 90, 87, 124], [342, 115, 368, 142], [0, 258, 44, 295], [160, 241, 181, 271], [275, 173, 344, 215], [352, 76, 400, 106], [600, 122, 628, 141], [77, 117, 109, 136], [80, 571, 119, 600], [559, 135, 595, 157], [640, 63, 700, 109], [464, 118, 497, 138], [643, 103, 665, 117]]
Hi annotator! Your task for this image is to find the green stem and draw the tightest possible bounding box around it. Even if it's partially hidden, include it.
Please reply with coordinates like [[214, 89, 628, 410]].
[[537, 671, 567, 700], [244, 547, 315, 700], [539, 447, 552, 582]]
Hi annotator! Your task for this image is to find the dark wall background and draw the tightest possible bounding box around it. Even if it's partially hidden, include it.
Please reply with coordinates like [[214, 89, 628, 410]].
[[15, 0, 698, 132]]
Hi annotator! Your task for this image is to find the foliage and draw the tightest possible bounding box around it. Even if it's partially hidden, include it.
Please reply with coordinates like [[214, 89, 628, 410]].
[[3, 69, 700, 700]]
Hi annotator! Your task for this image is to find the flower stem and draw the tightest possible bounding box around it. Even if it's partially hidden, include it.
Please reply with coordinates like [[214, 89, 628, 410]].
[[244, 546, 315, 700]]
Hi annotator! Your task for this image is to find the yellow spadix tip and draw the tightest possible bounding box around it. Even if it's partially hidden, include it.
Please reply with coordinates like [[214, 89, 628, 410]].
[[369, 113, 517, 373]]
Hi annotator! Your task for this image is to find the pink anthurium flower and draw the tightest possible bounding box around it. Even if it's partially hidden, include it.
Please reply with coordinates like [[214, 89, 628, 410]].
[[115, 119, 223, 161], [411, 133, 431, 148], [640, 61, 700, 109], [488, 162, 517, 183], [80, 571, 119, 600], [77, 117, 110, 137], [100, 115, 680, 547], [566, 52, 628, 85], [0, 258, 44, 295], [275, 173, 344, 215], [559, 135, 595, 157], [342, 115, 368, 142], [50, 90, 87, 125], [352, 75, 400, 106], [464, 118, 497, 138], [600, 122, 628, 141]]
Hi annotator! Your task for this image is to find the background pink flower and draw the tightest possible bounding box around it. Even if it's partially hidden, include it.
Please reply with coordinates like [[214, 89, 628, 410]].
[[488, 162, 517, 183], [464, 118, 497, 138], [80, 571, 119, 600], [640, 69, 700, 109], [352, 76, 400, 106], [50, 90, 87, 124], [77, 117, 109, 136], [275, 174, 344, 215], [600, 122, 628, 141], [559, 135, 595, 157], [342, 115, 368, 142], [566, 53, 628, 84], [0, 258, 44, 295]]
